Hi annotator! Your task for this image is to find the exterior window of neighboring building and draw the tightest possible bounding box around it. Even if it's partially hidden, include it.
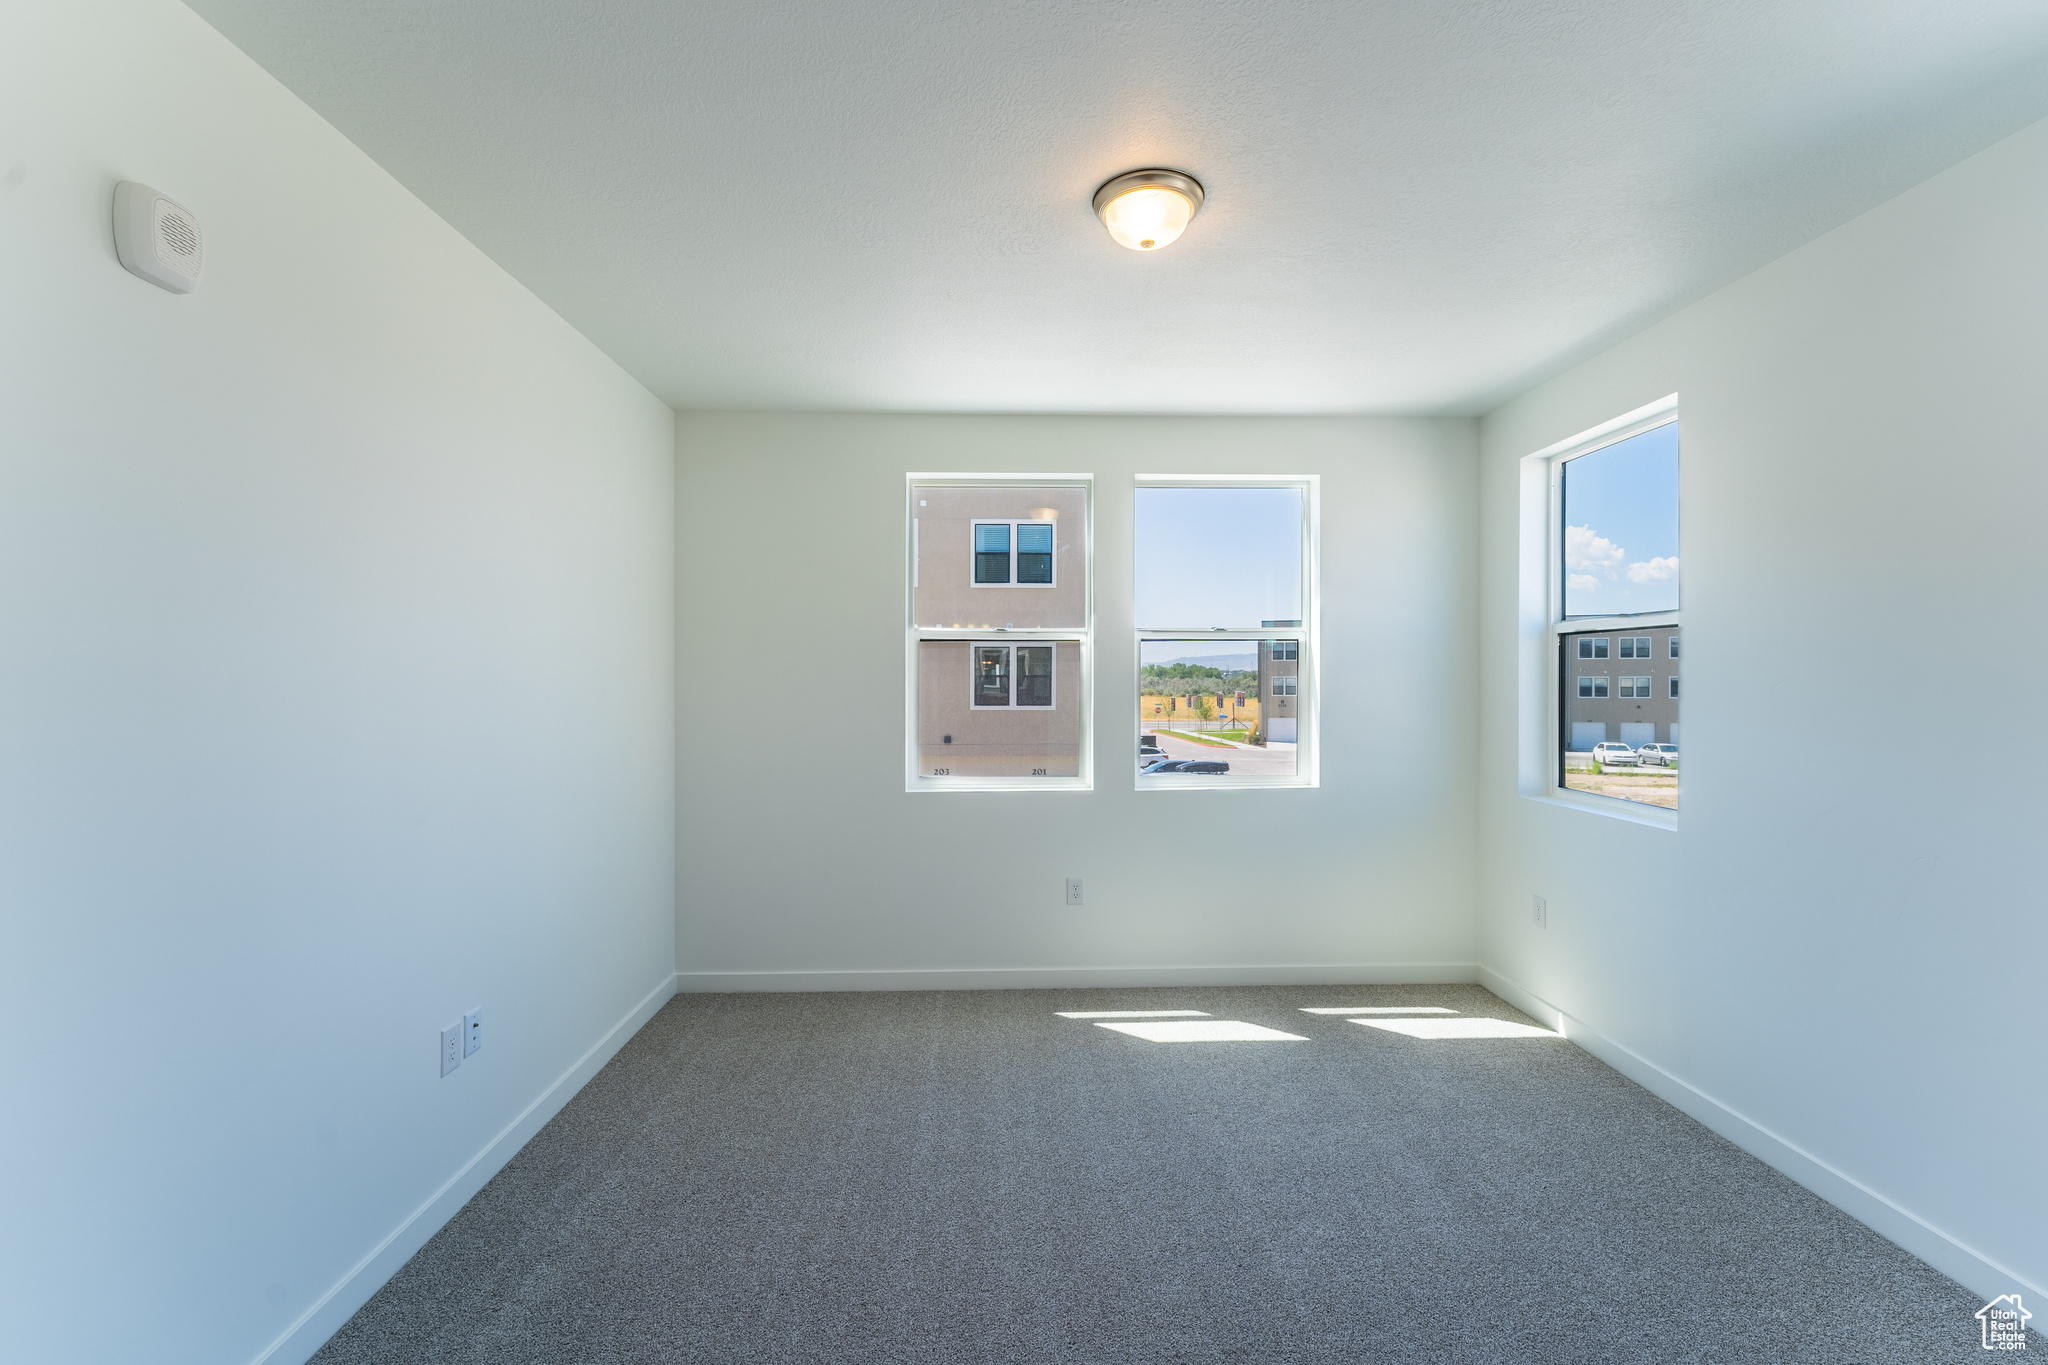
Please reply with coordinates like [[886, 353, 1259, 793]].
[[1134, 479, 1317, 788], [1016, 645, 1054, 706], [911, 480, 1089, 789], [969, 644, 1054, 708], [1551, 403, 1679, 813], [971, 520, 1056, 588], [1016, 524, 1053, 584], [973, 523, 1011, 583]]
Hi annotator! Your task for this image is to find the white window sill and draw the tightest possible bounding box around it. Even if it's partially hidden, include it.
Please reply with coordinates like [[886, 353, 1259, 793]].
[[1520, 787, 1678, 830]]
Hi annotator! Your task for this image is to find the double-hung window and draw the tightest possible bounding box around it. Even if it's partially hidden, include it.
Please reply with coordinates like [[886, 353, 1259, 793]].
[[1133, 476, 1317, 788], [909, 478, 1090, 790], [972, 520, 1056, 586], [1537, 396, 1680, 815]]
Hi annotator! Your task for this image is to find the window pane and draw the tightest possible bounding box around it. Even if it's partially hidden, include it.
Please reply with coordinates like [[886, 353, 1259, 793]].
[[1136, 638, 1296, 777], [1135, 486, 1301, 627], [913, 486, 1084, 627], [1015, 646, 1053, 707], [1560, 627, 1676, 809], [1669, 634, 1680, 658], [1562, 422, 1679, 618], [973, 645, 1011, 706], [919, 641, 1079, 777], [973, 523, 1010, 585], [1016, 522, 1053, 584]]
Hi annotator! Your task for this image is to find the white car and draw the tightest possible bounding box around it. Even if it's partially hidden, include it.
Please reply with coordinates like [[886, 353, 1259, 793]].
[[1590, 742, 1638, 766], [1637, 743, 1679, 767]]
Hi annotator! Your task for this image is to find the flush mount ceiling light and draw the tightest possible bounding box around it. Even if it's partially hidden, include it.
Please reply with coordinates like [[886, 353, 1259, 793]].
[[1092, 168, 1204, 252]]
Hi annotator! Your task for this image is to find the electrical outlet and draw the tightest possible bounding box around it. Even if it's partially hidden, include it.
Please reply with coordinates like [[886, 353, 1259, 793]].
[[440, 1023, 463, 1077], [1532, 895, 1547, 930], [1065, 877, 1084, 905], [463, 1007, 482, 1057]]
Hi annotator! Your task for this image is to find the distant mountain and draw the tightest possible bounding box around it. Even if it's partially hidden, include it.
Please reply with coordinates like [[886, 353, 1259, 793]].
[[1148, 653, 1257, 672]]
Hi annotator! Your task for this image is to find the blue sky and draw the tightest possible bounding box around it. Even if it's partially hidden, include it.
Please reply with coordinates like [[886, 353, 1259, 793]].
[[1134, 486, 1302, 627], [1562, 423, 1680, 616]]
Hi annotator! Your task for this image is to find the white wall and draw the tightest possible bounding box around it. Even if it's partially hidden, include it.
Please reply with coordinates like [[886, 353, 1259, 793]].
[[677, 412, 1478, 989], [1478, 116, 2048, 1303], [0, 3, 676, 1363]]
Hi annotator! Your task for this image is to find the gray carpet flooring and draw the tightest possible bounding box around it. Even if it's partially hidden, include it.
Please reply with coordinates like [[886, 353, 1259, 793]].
[[311, 985, 2023, 1363]]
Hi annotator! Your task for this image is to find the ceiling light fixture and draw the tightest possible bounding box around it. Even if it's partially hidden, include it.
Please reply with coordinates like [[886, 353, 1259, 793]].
[[1092, 168, 1204, 252]]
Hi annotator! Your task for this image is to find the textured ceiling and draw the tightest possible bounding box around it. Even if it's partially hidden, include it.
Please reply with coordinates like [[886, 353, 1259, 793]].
[[188, 0, 2048, 414]]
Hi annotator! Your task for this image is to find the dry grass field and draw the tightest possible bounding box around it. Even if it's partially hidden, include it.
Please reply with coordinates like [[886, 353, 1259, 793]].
[[1564, 768, 1678, 808]]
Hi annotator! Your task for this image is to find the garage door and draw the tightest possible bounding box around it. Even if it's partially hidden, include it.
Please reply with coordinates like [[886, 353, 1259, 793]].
[[1569, 722, 1605, 752], [1619, 722, 1656, 748]]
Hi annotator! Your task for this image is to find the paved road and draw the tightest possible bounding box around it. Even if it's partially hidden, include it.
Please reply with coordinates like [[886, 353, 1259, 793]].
[[1141, 733, 1298, 776]]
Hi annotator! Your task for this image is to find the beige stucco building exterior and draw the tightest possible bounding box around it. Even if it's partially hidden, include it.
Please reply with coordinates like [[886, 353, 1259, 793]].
[[917, 640, 1081, 777], [912, 484, 1086, 629]]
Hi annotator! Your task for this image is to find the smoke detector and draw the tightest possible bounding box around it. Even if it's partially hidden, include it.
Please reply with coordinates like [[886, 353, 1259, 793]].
[[113, 182, 203, 293]]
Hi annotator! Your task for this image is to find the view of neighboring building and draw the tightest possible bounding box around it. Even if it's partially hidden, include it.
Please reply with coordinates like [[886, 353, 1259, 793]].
[[912, 485, 1086, 629], [912, 484, 1086, 778], [1562, 628, 1679, 752], [917, 640, 1081, 777], [1256, 630, 1299, 742]]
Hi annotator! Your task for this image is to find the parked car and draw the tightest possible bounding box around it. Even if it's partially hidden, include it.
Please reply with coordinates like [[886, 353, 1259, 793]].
[[1590, 742, 1638, 766], [1140, 758, 1188, 773], [1177, 760, 1231, 774], [1636, 743, 1679, 767]]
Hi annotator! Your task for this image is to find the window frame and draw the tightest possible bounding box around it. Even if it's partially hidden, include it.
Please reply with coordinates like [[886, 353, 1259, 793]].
[[907, 475, 1092, 793], [1132, 474, 1319, 791], [969, 518, 1058, 589], [965, 642, 1058, 710], [1519, 395, 1679, 828]]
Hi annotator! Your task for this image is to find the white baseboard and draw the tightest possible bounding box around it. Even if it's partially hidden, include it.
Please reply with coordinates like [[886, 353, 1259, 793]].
[[675, 962, 1481, 992], [251, 970, 680, 1365], [1477, 965, 2042, 1308]]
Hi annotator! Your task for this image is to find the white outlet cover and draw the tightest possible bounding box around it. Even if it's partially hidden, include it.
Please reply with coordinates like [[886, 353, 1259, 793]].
[[440, 1023, 463, 1077], [463, 1007, 482, 1057], [1065, 877, 1083, 905]]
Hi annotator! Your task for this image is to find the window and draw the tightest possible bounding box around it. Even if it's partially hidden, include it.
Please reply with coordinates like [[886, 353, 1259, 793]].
[[1544, 401, 1679, 815], [974, 523, 1010, 583], [1134, 479, 1316, 787], [969, 643, 1054, 708], [910, 479, 1089, 789], [971, 520, 1055, 588]]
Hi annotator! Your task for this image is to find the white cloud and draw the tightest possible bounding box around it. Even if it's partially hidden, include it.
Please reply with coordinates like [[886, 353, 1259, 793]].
[[1626, 556, 1679, 584], [1565, 525, 1624, 576], [1567, 574, 1600, 592]]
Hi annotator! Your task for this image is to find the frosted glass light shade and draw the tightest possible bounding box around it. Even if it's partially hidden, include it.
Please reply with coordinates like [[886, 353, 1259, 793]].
[[1092, 169, 1205, 252]]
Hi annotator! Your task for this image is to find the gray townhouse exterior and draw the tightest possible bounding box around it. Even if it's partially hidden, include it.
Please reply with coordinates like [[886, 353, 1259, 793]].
[[1563, 627, 1679, 752]]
